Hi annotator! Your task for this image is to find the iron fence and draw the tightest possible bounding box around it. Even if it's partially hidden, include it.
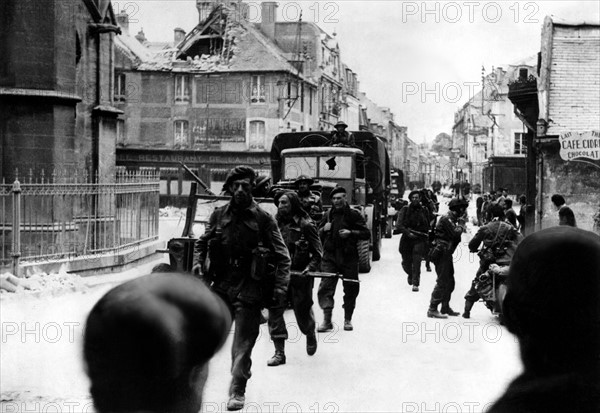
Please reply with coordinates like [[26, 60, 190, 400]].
[[1, 169, 160, 274]]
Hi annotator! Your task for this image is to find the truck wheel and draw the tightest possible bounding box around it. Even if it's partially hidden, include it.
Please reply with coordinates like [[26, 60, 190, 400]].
[[385, 216, 393, 238], [358, 239, 371, 273]]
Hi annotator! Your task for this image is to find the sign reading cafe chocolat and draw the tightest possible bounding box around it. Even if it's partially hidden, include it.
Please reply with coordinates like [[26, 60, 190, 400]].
[[559, 131, 600, 161]]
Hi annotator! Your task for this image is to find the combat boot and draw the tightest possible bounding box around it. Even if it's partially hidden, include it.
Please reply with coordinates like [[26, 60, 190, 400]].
[[462, 301, 474, 319], [441, 306, 460, 316], [227, 393, 245, 411], [267, 339, 286, 366], [227, 382, 246, 411], [317, 309, 333, 332], [427, 306, 448, 319], [343, 319, 353, 331]]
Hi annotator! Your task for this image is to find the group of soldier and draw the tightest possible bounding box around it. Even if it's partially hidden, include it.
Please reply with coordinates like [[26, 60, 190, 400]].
[[192, 166, 368, 411], [395, 186, 523, 320]]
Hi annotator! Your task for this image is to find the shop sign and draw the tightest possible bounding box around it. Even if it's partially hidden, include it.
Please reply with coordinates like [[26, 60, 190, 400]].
[[559, 131, 600, 161]]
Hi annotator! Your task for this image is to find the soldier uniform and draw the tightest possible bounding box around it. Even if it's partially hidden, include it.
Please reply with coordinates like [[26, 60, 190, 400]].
[[330, 121, 356, 147], [317, 186, 370, 331], [295, 175, 323, 220], [427, 198, 468, 318], [267, 204, 323, 365], [463, 205, 522, 318], [394, 190, 431, 291], [193, 166, 290, 411]]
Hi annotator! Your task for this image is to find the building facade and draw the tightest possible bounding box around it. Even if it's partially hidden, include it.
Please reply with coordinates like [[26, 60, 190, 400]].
[[1, 0, 121, 182]]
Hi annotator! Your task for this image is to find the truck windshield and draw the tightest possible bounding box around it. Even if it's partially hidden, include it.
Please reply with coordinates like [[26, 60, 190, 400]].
[[283, 155, 353, 180], [284, 156, 318, 179], [319, 156, 352, 179]]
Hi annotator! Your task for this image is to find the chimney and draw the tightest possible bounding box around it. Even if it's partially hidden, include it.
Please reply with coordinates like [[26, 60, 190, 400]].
[[261, 2, 278, 40], [116, 11, 129, 36], [174, 27, 186, 44], [135, 28, 147, 44], [197, 0, 218, 23]]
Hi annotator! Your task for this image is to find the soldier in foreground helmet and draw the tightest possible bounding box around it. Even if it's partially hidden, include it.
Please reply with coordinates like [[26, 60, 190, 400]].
[[426, 197, 468, 318], [84, 272, 232, 413], [487, 226, 600, 412]]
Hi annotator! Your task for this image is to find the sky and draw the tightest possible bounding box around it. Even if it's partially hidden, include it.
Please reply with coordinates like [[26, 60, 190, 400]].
[[120, 0, 600, 143]]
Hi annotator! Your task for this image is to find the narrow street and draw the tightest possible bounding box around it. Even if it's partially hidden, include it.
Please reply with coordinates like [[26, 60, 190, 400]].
[[1, 201, 522, 413]]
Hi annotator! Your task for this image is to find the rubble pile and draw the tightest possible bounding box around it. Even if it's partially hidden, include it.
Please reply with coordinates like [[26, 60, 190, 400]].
[[0, 270, 87, 297]]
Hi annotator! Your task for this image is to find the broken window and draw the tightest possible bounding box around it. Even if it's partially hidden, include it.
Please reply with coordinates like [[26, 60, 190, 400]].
[[251, 75, 265, 104], [175, 75, 190, 102]]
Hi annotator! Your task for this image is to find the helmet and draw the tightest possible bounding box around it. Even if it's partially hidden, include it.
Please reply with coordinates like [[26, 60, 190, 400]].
[[448, 197, 469, 211], [334, 121, 348, 128], [295, 175, 314, 186]]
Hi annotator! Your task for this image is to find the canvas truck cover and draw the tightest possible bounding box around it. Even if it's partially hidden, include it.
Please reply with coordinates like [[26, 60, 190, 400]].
[[270, 131, 390, 194]]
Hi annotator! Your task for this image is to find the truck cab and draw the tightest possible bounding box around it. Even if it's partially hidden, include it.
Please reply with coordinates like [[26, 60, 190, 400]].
[[280, 147, 367, 206]]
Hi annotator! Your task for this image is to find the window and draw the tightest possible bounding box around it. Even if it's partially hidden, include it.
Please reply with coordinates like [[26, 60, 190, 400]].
[[514, 132, 526, 155], [175, 75, 190, 102], [300, 83, 304, 112], [309, 88, 313, 115], [114, 73, 126, 102], [174, 120, 189, 147], [251, 75, 265, 104], [249, 120, 266, 149]]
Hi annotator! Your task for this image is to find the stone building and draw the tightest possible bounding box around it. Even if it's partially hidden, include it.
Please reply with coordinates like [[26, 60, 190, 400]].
[[1, 0, 121, 182], [510, 16, 600, 233], [452, 59, 537, 195]]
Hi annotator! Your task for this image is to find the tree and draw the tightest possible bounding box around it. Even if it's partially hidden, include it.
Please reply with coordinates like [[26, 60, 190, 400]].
[[431, 133, 453, 156]]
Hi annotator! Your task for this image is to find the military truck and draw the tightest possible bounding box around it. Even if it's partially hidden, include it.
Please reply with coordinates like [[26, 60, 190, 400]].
[[270, 131, 391, 273]]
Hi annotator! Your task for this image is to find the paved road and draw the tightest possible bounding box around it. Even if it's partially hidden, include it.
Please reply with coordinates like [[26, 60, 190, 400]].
[[1, 204, 523, 412]]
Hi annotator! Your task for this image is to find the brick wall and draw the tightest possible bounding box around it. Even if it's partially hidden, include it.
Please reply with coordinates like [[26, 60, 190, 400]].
[[548, 26, 600, 136]]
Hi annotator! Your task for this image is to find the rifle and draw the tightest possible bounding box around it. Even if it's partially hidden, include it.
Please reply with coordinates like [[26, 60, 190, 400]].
[[179, 162, 216, 195], [290, 270, 360, 283], [409, 230, 429, 238]]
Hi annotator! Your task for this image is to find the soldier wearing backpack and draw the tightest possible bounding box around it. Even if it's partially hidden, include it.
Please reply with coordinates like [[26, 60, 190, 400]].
[[463, 203, 522, 318]]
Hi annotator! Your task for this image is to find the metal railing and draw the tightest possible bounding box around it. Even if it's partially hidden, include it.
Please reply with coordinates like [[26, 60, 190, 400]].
[[1, 169, 160, 275]]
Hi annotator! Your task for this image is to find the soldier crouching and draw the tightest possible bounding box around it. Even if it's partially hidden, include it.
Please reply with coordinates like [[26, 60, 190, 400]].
[[193, 166, 291, 411]]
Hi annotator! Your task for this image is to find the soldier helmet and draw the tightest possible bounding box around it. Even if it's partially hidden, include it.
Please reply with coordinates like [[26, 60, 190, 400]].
[[295, 175, 314, 186], [255, 175, 271, 188], [334, 121, 348, 129], [225, 166, 256, 187], [448, 197, 469, 211]]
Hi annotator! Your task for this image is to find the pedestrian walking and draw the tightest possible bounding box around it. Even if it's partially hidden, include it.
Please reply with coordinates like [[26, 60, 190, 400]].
[[83, 272, 232, 413], [393, 190, 431, 292], [316, 186, 370, 332], [267, 191, 323, 366], [488, 226, 600, 413], [192, 166, 291, 411], [427, 197, 468, 318], [463, 204, 522, 318]]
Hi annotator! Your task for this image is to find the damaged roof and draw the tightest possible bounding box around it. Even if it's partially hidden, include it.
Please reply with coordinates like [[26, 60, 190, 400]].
[[117, 3, 311, 81]]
